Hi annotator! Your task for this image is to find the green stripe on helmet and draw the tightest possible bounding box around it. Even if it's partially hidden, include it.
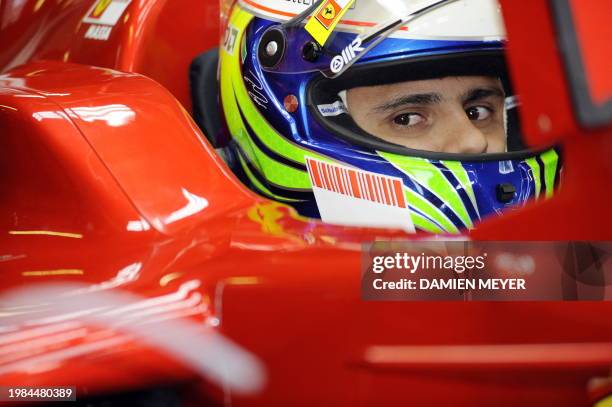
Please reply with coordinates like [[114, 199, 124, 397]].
[[238, 153, 277, 199], [404, 188, 459, 234], [237, 153, 302, 203], [220, 50, 260, 168], [410, 210, 445, 234], [231, 71, 309, 167], [222, 73, 311, 188], [220, 6, 342, 192], [219, 9, 313, 190], [541, 149, 559, 198], [224, 7, 327, 166], [524, 157, 542, 198], [380, 153, 473, 229], [441, 160, 480, 219]]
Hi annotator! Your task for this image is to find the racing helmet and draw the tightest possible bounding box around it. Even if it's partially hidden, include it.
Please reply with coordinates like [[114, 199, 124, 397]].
[[218, 0, 560, 234]]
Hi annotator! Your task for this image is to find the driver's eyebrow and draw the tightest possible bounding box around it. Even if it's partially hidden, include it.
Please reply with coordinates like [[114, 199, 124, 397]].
[[462, 87, 505, 104], [373, 93, 442, 112]]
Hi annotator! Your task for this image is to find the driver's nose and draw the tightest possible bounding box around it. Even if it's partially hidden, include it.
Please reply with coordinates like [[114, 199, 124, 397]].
[[440, 111, 489, 154]]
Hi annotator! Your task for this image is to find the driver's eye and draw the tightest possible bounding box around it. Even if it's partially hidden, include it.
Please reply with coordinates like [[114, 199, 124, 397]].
[[393, 113, 425, 127], [466, 106, 493, 121]]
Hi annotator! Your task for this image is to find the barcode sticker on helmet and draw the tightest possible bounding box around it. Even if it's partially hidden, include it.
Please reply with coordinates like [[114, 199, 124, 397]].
[[306, 157, 415, 232]]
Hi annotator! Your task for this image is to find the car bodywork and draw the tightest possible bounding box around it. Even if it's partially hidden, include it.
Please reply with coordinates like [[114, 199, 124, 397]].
[[0, 0, 611, 405]]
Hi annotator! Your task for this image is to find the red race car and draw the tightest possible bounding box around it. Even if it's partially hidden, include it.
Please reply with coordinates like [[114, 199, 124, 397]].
[[0, 0, 611, 406]]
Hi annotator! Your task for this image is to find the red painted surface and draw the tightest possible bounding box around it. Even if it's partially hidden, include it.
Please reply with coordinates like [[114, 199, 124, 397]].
[[473, 0, 612, 240], [568, 0, 612, 105], [0, 0, 220, 112], [0, 0, 610, 406]]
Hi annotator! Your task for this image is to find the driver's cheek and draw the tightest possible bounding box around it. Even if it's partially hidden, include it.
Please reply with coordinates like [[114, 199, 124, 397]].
[[476, 117, 507, 154], [485, 131, 507, 153]]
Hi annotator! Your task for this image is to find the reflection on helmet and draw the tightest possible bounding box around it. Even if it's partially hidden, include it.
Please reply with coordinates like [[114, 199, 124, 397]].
[[218, 0, 561, 234]]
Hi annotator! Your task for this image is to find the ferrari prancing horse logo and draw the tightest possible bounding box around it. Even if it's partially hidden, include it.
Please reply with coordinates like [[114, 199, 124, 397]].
[[315, 0, 341, 28], [322, 4, 336, 20]]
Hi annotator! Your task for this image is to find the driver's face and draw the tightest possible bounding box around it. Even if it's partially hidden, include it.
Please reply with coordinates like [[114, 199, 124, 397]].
[[346, 76, 507, 154]]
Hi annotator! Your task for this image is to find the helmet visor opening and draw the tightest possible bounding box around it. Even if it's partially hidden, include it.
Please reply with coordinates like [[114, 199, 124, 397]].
[[308, 51, 550, 160]]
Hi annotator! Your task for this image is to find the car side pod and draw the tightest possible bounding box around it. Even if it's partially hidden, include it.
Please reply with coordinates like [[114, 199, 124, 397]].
[[0, 61, 258, 238]]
